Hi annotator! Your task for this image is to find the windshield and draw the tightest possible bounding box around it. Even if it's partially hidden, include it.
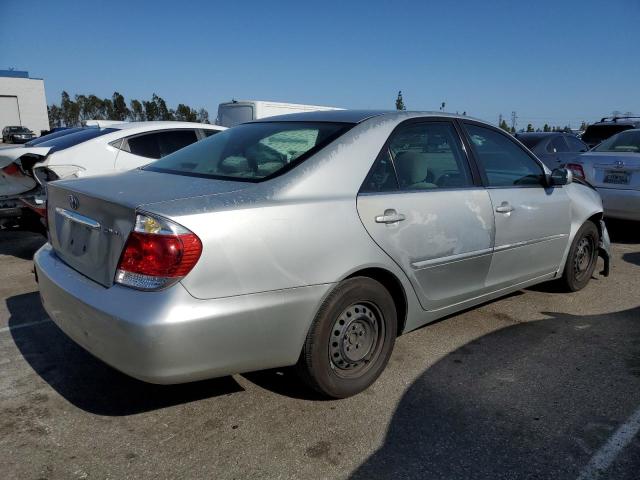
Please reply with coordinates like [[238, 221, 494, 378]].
[[25, 127, 84, 146], [33, 127, 118, 152], [594, 129, 640, 153], [145, 121, 353, 181], [582, 124, 633, 145]]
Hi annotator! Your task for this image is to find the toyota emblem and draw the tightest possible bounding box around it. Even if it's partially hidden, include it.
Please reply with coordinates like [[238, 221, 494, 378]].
[[68, 194, 79, 210]]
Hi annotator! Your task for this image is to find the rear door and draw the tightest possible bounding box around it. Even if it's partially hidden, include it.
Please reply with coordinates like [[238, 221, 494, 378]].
[[357, 119, 495, 311], [114, 129, 200, 170], [462, 122, 571, 289]]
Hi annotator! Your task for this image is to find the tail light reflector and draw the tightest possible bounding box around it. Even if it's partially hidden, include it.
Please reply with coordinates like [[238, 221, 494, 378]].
[[2, 163, 21, 176], [566, 163, 585, 179], [115, 214, 202, 291]]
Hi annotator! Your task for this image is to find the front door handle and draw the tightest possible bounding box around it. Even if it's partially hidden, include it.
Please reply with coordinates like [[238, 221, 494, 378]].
[[495, 202, 514, 214], [375, 209, 406, 224]]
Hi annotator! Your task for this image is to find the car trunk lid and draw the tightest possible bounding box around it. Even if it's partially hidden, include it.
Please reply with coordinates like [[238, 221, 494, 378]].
[[583, 152, 640, 190], [46, 168, 250, 287], [0, 146, 51, 197]]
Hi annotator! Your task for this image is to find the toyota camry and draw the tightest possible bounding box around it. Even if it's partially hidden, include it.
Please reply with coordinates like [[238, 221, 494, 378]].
[[34, 110, 610, 398]]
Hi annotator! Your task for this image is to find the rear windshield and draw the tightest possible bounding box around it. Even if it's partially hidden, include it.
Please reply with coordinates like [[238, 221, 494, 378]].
[[594, 130, 640, 153], [33, 127, 117, 152], [26, 127, 84, 146], [582, 124, 633, 145], [145, 121, 353, 182], [515, 135, 545, 149]]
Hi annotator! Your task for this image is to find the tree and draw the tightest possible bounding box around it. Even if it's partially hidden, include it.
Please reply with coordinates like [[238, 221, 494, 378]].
[[543, 123, 551, 132], [48, 104, 62, 127], [153, 93, 174, 120], [175, 103, 198, 122], [112, 92, 129, 121], [143, 99, 159, 121], [526, 123, 534, 132], [579, 121, 588, 131], [196, 108, 210, 124], [129, 99, 144, 121], [395, 91, 406, 111], [61, 91, 80, 127], [499, 119, 510, 132]]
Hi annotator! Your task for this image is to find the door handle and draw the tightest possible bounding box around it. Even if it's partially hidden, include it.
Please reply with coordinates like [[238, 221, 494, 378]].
[[375, 209, 406, 224], [495, 202, 514, 214]]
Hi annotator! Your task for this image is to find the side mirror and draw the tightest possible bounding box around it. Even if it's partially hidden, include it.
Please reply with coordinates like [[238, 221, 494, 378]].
[[549, 167, 572, 186]]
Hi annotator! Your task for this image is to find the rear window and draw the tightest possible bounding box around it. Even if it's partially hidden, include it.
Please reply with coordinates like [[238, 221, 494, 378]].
[[33, 128, 118, 152], [594, 130, 640, 153], [582, 124, 633, 145], [217, 105, 254, 128], [145, 121, 353, 182], [26, 127, 84, 146], [515, 135, 544, 150]]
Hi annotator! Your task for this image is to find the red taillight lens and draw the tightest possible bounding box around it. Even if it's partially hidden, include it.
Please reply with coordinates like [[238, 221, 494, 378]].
[[566, 163, 585, 179], [118, 231, 202, 277], [1, 163, 21, 176], [115, 214, 202, 290]]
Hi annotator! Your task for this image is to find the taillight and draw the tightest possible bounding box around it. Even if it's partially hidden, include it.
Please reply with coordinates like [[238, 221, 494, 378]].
[[115, 213, 202, 291], [1, 163, 21, 176], [565, 163, 585, 179]]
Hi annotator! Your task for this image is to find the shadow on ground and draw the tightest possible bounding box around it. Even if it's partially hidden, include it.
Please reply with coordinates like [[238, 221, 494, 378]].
[[8, 292, 244, 416], [606, 219, 640, 245], [350, 306, 640, 480], [0, 229, 45, 260]]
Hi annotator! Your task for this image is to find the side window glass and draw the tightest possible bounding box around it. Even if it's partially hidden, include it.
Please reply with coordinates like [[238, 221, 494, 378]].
[[388, 122, 473, 190], [547, 136, 568, 153], [465, 124, 545, 187], [127, 132, 162, 159], [361, 153, 399, 193], [156, 130, 198, 157], [566, 135, 589, 152]]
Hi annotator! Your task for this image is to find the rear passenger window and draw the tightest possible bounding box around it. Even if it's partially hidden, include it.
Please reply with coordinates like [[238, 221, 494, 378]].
[[363, 121, 473, 192], [126, 130, 198, 159], [566, 135, 589, 152], [464, 124, 545, 187]]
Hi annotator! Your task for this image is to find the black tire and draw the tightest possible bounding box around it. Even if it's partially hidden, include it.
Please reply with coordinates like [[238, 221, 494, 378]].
[[297, 277, 397, 398], [560, 221, 599, 292]]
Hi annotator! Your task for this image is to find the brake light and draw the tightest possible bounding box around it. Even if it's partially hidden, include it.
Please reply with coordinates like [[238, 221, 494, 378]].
[[1, 163, 21, 176], [566, 163, 585, 179], [115, 214, 202, 290]]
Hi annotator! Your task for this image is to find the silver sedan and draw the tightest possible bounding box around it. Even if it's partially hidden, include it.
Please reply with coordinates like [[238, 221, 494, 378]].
[[565, 128, 640, 221], [34, 111, 610, 398]]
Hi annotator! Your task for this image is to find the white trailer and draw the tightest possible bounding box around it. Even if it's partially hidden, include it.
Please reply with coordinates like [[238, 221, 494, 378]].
[[216, 100, 342, 127]]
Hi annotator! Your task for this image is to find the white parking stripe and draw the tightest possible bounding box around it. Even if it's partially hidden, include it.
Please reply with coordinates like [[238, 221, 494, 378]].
[[0, 318, 51, 333], [577, 406, 640, 480]]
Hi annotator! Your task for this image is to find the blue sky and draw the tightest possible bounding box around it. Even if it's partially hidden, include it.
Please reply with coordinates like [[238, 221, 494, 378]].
[[1, 0, 638, 128]]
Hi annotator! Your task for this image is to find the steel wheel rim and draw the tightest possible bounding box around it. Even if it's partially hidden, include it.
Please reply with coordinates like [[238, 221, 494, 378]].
[[574, 234, 596, 282], [328, 303, 385, 378]]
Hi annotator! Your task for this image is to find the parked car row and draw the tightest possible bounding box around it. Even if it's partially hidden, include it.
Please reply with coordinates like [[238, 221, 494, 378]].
[[33, 110, 610, 398], [0, 121, 224, 228]]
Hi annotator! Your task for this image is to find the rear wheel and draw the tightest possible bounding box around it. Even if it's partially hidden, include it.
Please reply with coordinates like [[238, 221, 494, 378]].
[[560, 221, 599, 292], [297, 277, 397, 398]]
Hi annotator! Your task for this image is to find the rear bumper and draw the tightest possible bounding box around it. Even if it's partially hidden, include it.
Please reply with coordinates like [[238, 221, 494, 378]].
[[35, 243, 332, 384], [597, 187, 640, 221]]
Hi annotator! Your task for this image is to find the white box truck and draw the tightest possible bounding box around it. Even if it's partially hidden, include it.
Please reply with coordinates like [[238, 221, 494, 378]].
[[216, 100, 342, 127]]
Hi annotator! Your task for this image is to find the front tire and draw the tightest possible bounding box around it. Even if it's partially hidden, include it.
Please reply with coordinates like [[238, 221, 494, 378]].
[[560, 221, 599, 292], [297, 277, 397, 398]]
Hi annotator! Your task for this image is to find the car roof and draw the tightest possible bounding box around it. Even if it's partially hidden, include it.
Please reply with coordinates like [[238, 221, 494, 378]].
[[249, 109, 481, 124], [515, 132, 566, 138]]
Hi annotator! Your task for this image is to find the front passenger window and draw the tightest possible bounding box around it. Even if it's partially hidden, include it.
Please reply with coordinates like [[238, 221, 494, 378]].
[[464, 124, 545, 187]]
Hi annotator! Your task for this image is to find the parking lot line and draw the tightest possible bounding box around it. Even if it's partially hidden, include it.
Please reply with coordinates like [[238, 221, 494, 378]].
[[576, 405, 640, 480], [0, 318, 50, 334]]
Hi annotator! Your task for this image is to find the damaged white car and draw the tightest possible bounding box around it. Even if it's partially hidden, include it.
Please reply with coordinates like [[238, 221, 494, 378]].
[[0, 121, 225, 228]]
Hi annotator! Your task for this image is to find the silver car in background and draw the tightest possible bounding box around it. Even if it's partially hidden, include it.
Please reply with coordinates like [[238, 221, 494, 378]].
[[34, 111, 610, 398], [566, 129, 640, 221]]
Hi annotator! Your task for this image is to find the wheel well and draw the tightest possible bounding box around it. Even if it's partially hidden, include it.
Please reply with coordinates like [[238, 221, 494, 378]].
[[587, 212, 603, 238], [346, 268, 408, 335]]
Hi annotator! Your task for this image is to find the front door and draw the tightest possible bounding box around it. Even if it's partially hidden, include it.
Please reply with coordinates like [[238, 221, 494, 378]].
[[357, 120, 495, 311], [462, 122, 571, 289]]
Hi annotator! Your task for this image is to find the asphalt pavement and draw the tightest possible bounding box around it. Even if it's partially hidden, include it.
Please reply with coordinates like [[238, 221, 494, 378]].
[[0, 222, 638, 479]]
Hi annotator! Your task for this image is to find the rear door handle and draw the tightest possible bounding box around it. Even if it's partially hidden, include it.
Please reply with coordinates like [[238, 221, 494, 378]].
[[495, 202, 514, 214], [375, 209, 406, 224]]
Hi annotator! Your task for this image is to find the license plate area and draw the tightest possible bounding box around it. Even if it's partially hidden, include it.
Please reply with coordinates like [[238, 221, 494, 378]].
[[603, 170, 630, 185], [54, 208, 102, 260]]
